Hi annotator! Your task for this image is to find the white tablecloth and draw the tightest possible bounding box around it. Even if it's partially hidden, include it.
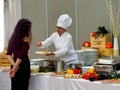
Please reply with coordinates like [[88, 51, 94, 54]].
[[0, 71, 120, 90], [0, 71, 50, 90], [29, 75, 49, 90], [49, 77, 120, 90], [0, 71, 10, 90]]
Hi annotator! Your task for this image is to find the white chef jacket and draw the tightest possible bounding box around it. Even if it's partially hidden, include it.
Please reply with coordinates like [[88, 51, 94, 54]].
[[41, 32, 80, 64]]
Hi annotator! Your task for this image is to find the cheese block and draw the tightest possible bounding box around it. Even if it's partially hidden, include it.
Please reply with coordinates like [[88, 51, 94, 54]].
[[90, 33, 110, 48], [90, 33, 110, 42], [98, 48, 113, 57]]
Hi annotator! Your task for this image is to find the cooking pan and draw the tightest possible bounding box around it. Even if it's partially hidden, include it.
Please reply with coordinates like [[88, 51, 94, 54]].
[[54, 61, 64, 73], [40, 60, 55, 67]]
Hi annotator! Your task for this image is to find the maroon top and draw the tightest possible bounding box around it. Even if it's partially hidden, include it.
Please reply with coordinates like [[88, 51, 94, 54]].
[[7, 41, 29, 59]]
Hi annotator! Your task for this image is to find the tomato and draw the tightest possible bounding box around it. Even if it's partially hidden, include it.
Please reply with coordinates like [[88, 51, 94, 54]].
[[82, 74, 85, 79], [84, 43, 89, 47], [105, 42, 113, 48], [82, 41, 91, 47], [82, 72, 98, 80], [94, 74, 99, 80], [106, 42, 112, 45], [73, 69, 82, 74], [91, 32, 96, 37], [84, 73, 91, 80]]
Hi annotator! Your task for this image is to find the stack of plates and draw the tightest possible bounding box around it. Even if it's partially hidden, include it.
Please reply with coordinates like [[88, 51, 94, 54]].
[[76, 50, 85, 63], [84, 49, 98, 66]]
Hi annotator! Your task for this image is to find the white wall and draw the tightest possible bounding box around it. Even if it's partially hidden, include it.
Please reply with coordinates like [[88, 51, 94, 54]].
[[21, 0, 119, 59]]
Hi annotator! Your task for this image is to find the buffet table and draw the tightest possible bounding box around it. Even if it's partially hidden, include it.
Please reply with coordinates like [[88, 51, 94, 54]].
[[0, 71, 50, 90], [49, 77, 120, 90], [29, 75, 50, 90], [0, 71, 120, 90], [0, 71, 10, 90]]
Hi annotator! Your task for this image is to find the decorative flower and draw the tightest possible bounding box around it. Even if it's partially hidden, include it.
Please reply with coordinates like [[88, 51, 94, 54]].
[[105, 0, 120, 37], [92, 26, 108, 39]]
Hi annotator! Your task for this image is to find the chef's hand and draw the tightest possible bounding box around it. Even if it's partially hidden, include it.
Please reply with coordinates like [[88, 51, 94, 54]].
[[37, 42, 42, 47], [46, 52, 55, 56]]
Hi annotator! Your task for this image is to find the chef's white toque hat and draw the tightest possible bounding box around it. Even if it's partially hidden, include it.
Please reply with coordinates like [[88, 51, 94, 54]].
[[57, 14, 72, 30]]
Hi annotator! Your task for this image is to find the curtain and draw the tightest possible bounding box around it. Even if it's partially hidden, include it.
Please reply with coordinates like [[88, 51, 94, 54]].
[[4, 0, 21, 47]]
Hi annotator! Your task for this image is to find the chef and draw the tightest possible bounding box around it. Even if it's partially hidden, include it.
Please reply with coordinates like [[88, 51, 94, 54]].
[[37, 14, 80, 69]]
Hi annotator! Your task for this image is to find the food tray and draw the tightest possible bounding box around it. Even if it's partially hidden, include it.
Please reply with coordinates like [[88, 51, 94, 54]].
[[94, 64, 113, 72]]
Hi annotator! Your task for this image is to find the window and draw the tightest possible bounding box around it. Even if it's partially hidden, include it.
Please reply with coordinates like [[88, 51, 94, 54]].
[[0, 0, 4, 53]]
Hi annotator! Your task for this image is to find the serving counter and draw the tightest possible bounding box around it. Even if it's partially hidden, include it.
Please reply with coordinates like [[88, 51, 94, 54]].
[[29, 75, 50, 90], [49, 77, 120, 90], [0, 71, 120, 90], [0, 71, 50, 90]]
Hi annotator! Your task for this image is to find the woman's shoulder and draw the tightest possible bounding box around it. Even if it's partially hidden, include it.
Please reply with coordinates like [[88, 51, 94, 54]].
[[23, 37, 30, 43]]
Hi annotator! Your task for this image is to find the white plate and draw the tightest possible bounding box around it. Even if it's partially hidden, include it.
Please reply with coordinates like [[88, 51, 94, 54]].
[[35, 51, 51, 55], [36, 72, 55, 76], [30, 58, 45, 62], [35, 51, 45, 54]]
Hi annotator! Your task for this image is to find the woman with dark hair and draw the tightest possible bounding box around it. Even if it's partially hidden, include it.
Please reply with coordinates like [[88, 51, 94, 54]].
[[7, 18, 32, 90]]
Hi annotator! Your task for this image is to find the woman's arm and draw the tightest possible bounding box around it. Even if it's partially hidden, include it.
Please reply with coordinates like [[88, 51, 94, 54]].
[[7, 55, 15, 66], [7, 55, 21, 78]]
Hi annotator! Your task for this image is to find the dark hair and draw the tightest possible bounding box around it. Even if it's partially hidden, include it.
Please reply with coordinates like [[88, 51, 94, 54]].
[[8, 18, 32, 50]]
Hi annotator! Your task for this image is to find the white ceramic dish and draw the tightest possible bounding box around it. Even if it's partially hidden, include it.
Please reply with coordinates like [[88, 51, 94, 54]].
[[30, 58, 45, 62]]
